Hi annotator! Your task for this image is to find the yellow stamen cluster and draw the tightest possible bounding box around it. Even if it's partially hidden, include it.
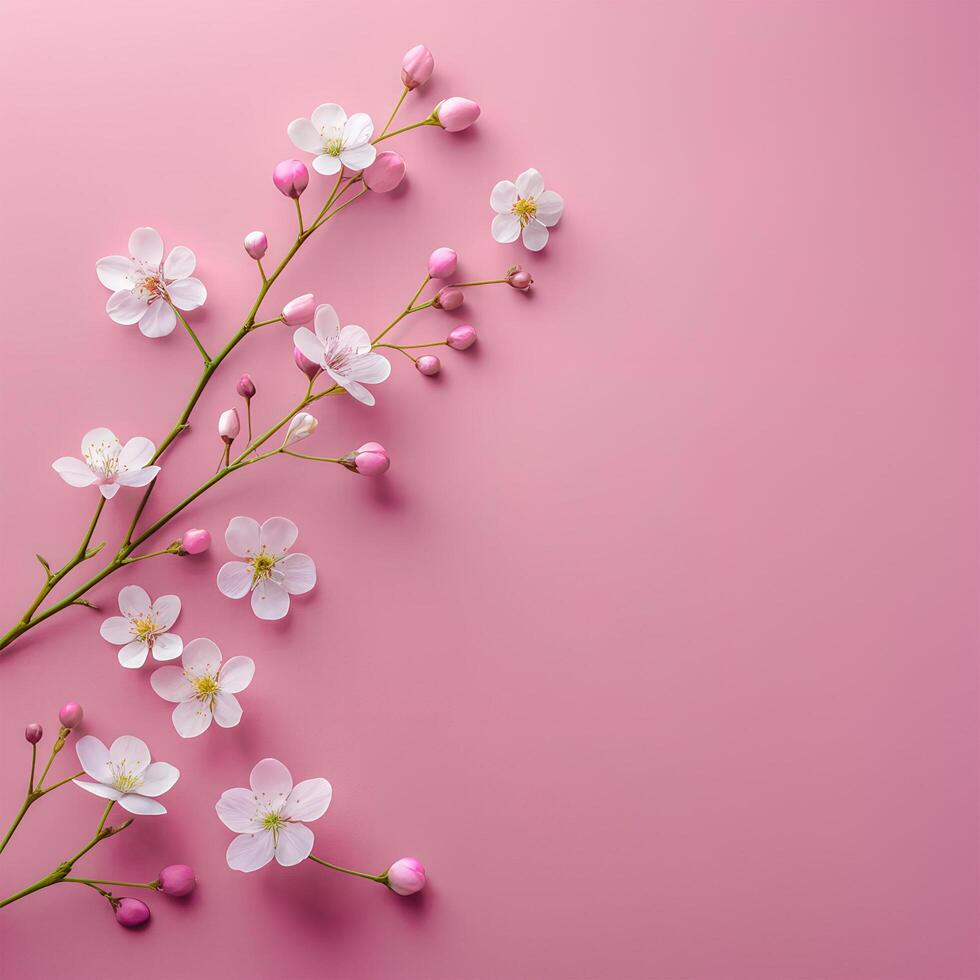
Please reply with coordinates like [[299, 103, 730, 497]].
[[131, 615, 158, 642], [512, 197, 538, 226], [249, 549, 278, 586]]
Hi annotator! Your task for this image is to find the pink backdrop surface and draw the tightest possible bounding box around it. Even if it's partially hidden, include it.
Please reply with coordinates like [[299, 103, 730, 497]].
[[0, 2, 977, 978]]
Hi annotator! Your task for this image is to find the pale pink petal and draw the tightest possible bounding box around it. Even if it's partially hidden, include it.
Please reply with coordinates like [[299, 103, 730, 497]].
[[72, 779, 121, 801], [225, 516, 261, 557], [168, 277, 207, 311], [274, 822, 314, 866], [250, 758, 293, 800], [338, 323, 370, 353], [313, 304, 341, 344], [294, 326, 326, 366], [96, 256, 137, 290], [312, 153, 342, 176], [515, 168, 545, 199], [118, 437, 155, 471], [118, 585, 151, 617], [114, 465, 160, 487], [347, 352, 391, 385], [99, 482, 121, 499], [52, 457, 97, 487], [213, 692, 243, 728], [218, 562, 252, 599], [219, 656, 255, 694], [283, 778, 332, 823], [128, 227, 164, 265], [118, 794, 166, 815], [151, 631, 183, 662], [279, 553, 316, 595], [492, 213, 521, 244], [521, 219, 549, 252], [310, 103, 347, 132], [258, 517, 298, 555], [338, 142, 376, 172], [150, 666, 194, 702], [100, 616, 133, 645], [151, 594, 180, 630], [138, 301, 177, 338], [535, 190, 564, 227], [288, 117, 321, 153], [75, 736, 110, 782], [172, 699, 212, 738], [82, 427, 120, 459], [118, 640, 149, 668], [108, 736, 151, 774], [163, 245, 196, 280], [490, 180, 518, 214], [251, 579, 290, 620], [227, 831, 275, 872], [138, 762, 179, 796], [181, 637, 222, 675], [337, 377, 374, 406], [216, 787, 262, 832], [342, 112, 374, 147], [106, 289, 149, 325]]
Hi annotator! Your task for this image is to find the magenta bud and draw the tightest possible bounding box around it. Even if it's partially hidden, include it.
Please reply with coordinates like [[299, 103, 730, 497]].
[[25, 723, 43, 744], [243, 231, 268, 260], [507, 265, 533, 290], [416, 355, 441, 376], [293, 346, 322, 381], [386, 857, 426, 896], [218, 409, 240, 444], [180, 528, 211, 556], [433, 287, 464, 311], [427, 247, 458, 280], [401, 44, 434, 90], [273, 159, 309, 199], [432, 98, 481, 133], [158, 864, 196, 897], [363, 151, 407, 193], [115, 898, 151, 928], [236, 374, 256, 399], [353, 442, 390, 477], [58, 703, 83, 730], [447, 324, 477, 350], [282, 293, 316, 326]]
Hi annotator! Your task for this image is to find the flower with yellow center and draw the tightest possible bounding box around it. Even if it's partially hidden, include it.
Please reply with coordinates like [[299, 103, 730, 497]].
[[53, 427, 161, 500], [73, 734, 179, 815], [490, 168, 565, 252], [287, 102, 377, 176], [100, 584, 182, 669]]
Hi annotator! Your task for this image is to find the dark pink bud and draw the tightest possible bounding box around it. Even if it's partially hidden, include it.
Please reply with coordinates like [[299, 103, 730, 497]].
[[401, 44, 434, 90], [387, 857, 426, 896], [507, 266, 533, 290], [363, 151, 407, 193], [293, 346, 322, 381], [115, 898, 151, 928], [354, 442, 390, 477], [427, 247, 458, 280], [25, 723, 43, 744], [433, 287, 463, 311], [158, 865, 196, 897], [58, 703, 83, 729], [273, 159, 309, 199], [282, 293, 316, 326], [180, 528, 211, 555], [416, 355, 441, 376], [447, 324, 477, 350], [236, 374, 256, 399], [432, 98, 481, 133]]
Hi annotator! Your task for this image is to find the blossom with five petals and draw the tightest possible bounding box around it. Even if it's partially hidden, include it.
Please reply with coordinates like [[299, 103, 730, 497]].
[[52, 427, 160, 499], [490, 168, 564, 252], [100, 585, 182, 668], [73, 734, 179, 815], [287, 104, 377, 176]]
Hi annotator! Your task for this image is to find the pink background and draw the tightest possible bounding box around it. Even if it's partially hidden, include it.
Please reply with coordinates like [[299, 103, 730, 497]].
[[0, 2, 977, 978]]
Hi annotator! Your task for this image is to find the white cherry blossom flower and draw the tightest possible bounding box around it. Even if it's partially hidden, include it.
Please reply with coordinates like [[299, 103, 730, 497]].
[[490, 168, 564, 252], [73, 734, 179, 815], [151, 638, 255, 738], [216, 758, 332, 872], [293, 304, 390, 406], [52, 427, 161, 499], [100, 585, 182, 668], [96, 227, 207, 338], [287, 103, 377, 176], [217, 517, 316, 621]]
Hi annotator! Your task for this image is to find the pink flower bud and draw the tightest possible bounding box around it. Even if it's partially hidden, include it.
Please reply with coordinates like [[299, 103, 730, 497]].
[[282, 293, 316, 326], [180, 528, 211, 556], [387, 857, 426, 896], [58, 703, 83, 729], [427, 247, 458, 280], [273, 159, 309, 199], [294, 346, 322, 381], [158, 865, 196, 897], [25, 723, 43, 744], [218, 409, 240, 444], [433, 287, 463, 311], [283, 412, 318, 447], [115, 898, 151, 928], [354, 442, 390, 476], [244, 231, 268, 260], [507, 266, 533, 290], [363, 151, 407, 193], [447, 324, 477, 350], [401, 44, 434, 90], [237, 374, 256, 399], [416, 355, 441, 376], [433, 98, 481, 133]]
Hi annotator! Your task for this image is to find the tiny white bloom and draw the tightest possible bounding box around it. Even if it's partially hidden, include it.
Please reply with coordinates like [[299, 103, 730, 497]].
[[52, 427, 161, 499], [96, 226, 207, 338], [490, 168, 564, 252], [216, 758, 332, 872], [151, 638, 255, 738], [293, 304, 390, 406], [100, 585, 183, 668], [287, 103, 377, 176], [73, 734, 179, 815], [217, 516, 316, 621], [283, 412, 318, 447]]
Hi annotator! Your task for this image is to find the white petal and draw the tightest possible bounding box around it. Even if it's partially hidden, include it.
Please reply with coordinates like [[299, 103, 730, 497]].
[[150, 594, 180, 630], [106, 289, 149, 325], [138, 762, 179, 797], [52, 457, 96, 487], [100, 616, 133, 645], [118, 794, 166, 815], [342, 112, 374, 147], [72, 779, 121, 801], [347, 352, 391, 385], [150, 666, 194, 702], [313, 305, 341, 343], [491, 213, 521, 244], [310, 102, 347, 132], [312, 154, 342, 176], [338, 323, 370, 353], [283, 778, 332, 823], [82, 427, 120, 460], [225, 516, 261, 557], [216, 787, 262, 832], [251, 579, 290, 620], [258, 516, 298, 555], [294, 327, 326, 367], [227, 831, 275, 872], [521, 220, 549, 252], [213, 692, 243, 728], [163, 245, 196, 280], [218, 561, 252, 599], [96, 256, 137, 290], [99, 482, 120, 499], [534, 190, 564, 227], [109, 735, 151, 774], [128, 227, 164, 265], [114, 464, 160, 487], [338, 377, 374, 406], [151, 631, 183, 662], [138, 301, 177, 338], [515, 168, 545, 199], [275, 823, 314, 866], [168, 277, 207, 311], [250, 758, 293, 800], [118, 640, 149, 668], [181, 637, 222, 675], [172, 699, 213, 738], [118, 436, 155, 472], [118, 584, 151, 616], [75, 736, 110, 782], [279, 553, 316, 595], [219, 656, 255, 694], [288, 117, 321, 153], [490, 180, 518, 214], [338, 143, 376, 172]]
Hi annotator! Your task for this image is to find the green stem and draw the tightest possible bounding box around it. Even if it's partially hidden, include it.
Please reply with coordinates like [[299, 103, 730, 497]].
[[379, 86, 410, 138], [373, 119, 436, 143], [0, 799, 31, 856], [294, 197, 305, 235], [65, 877, 158, 891], [280, 451, 343, 464], [171, 304, 211, 363], [308, 854, 387, 884], [449, 279, 509, 287]]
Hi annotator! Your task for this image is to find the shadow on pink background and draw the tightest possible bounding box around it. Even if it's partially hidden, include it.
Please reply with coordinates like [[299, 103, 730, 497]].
[[0, 1, 977, 978]]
